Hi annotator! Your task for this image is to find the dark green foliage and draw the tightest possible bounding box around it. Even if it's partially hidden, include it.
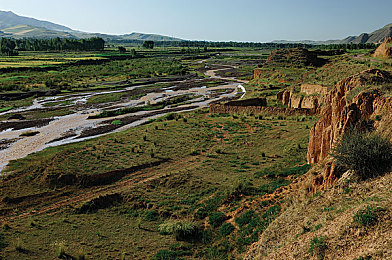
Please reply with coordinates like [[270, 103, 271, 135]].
[[219, 223, 235, 236], [258, 179, 291, 194], [0, 232, 7, 249], [0, 38, 18, 56], [353, 206, 379, 226], [235, 210, 255, 227], [201, 229, 213, 244], [261, 205, 281, 222], [143, 40, 155, 49], [152, 243, 192, 260], [235, 205, 281, 252], [15, 37, 104, 51], [331, 130, 392, 180], [208, 212, 226, 228], [205, 241, 233, 259], [255, 164, 311, 178], [309, 236, 327, 259], [152, 249, 183, 260], [144, 210, 159, 221], [118, 46, 126, 53], [195, 195, 226, 219], [276, 164, 311, 177]]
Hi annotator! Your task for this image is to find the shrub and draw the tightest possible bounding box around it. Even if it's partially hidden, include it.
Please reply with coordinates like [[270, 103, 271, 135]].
[[158, 219, 199, 241], [208, 212, 226, 228], [331, 130, 392, 180], [353, 206, 379, 226], [235, 210, 255, 227], [309, 236, 327, 259], [219, 223, 235, 236], [111, 120, 123, 125], [0, 233, 7, 249], [144, 210, 159, 221], [152, 250, 178, 260], [57, 243, 66, 258]]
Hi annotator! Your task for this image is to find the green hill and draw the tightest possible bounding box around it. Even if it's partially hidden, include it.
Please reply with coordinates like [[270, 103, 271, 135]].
[[0, 10, 183, 42]]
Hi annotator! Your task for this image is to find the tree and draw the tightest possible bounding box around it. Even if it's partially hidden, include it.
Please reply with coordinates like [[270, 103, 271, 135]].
[[118, 46, 126, 53], [0, 38, 18, 56], [142, 40, 154, 49]]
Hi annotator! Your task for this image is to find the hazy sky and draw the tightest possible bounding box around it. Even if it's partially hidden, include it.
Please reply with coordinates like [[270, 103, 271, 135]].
[[0, 0, 391, 42]]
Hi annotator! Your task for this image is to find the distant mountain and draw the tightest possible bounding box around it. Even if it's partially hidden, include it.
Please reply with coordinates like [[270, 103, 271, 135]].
[[0, 10, 183, 42], [273, 23, 392, 45], [119, 33, 181, 41], [271, 39, 341, 45], [0, 10, 71, 32], [342, 23, 392, 44], [2, 25, 74, 39]]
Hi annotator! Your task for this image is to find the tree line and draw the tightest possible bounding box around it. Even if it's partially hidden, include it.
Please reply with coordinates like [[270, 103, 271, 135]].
[[16, 37, 105, 51], [317, 43, 377, 50], [114, 39, 378, 50], [0, 37, 105, 55]]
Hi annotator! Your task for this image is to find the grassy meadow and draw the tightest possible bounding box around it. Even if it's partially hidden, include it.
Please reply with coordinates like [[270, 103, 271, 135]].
[[1, 45, 389, 259]]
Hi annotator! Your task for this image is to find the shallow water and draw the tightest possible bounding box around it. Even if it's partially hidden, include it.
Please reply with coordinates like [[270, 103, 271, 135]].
[[0, 67, 247, 173]]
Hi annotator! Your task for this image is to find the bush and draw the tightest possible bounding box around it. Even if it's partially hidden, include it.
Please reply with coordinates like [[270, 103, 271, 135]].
[[309, 236, 327, 259], [152, 250, 178, 260], [235, 210, 255, 227], [219, 223, 235, 236], [144, 210, 159, 221], [331, 130, 392, 180], [158, 219, 199, 241], [353, 206, 379, 226], [208, 212, 226, 228]]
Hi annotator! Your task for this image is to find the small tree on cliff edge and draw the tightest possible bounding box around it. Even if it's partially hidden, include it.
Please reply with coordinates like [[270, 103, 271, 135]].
[[331, 129, 392, 180]]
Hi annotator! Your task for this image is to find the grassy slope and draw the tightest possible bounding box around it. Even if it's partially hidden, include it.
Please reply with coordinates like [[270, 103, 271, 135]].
[[0, 109, 315, 259], [250, 170, 392, 259]]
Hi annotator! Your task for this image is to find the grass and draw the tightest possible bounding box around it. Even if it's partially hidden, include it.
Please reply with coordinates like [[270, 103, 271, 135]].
[[353, 206, 380, 226], [0, 54, 187, 93], [0, 109, 314, 259], [2, 47, 371, 259]]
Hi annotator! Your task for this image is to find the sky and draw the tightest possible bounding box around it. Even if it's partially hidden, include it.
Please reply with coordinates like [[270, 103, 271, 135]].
[[0, 0, 391, 42]]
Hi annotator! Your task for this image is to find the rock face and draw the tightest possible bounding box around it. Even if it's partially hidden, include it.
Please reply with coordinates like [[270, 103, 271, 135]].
[[373, 37, 392, 58], [300, 84, 328, 96], [277, 84, 326, 110], [307, 69, 392, 190], [253, 68, 262, 79]]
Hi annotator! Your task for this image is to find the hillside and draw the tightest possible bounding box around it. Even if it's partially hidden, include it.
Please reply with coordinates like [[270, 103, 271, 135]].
[[246, 67, 392, 259], [0, 10, 71, 32], [273, 23, 392, 45], [0, 10, 183, 41], [342, 23, 392, 44], [1, 25, 74, 39]]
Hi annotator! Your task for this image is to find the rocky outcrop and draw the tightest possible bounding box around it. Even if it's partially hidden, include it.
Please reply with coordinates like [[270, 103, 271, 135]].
[[373, 37, 392, 58], [300, 84, 328, 96], [307, 69, 392, 190], [253, 68, 262, 79], [277, 84, 326, 110]]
